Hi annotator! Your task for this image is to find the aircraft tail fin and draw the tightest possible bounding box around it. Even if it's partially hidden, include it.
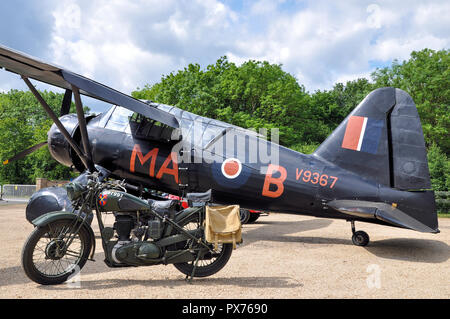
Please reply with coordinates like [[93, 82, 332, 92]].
[[314, 87, 431, 190], [315, 88, 439, 233]]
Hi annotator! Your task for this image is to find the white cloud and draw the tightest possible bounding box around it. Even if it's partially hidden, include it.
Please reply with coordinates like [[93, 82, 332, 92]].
[[222, 0, 450, 90], [2, 0, 447, 100], [48, 0, 239, 95]]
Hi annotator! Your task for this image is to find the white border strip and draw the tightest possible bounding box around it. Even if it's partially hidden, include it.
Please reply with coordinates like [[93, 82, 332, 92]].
[[356, 117, 368, 151]]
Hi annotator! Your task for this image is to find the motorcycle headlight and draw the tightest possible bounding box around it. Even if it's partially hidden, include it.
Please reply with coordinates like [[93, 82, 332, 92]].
[[65, 182, 86, 201]]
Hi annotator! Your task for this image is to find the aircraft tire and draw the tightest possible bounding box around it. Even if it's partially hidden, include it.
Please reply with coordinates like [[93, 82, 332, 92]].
[[352, 231, 370, 246]]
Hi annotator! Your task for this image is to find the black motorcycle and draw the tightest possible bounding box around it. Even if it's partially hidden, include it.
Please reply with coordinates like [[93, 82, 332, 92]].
[[21, 170, 233, 285]]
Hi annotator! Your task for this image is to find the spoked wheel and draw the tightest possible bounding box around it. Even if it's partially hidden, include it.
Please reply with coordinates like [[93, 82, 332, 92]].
[[21, 220, 92, 285], [173, 213, 233, 278]]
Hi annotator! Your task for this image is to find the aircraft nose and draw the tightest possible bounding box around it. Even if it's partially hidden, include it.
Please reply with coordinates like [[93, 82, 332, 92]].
[[47, 114, 84, 170]]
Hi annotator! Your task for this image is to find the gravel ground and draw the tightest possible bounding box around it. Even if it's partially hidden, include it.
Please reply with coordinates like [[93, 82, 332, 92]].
[[0, 203, 448, 299]]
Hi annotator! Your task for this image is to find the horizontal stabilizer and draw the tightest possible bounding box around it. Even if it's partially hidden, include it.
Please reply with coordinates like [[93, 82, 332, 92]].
[[328, 199, 439, 233]]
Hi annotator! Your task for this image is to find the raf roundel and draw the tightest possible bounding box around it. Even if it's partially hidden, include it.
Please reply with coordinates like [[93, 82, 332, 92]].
[[211, 157, 250, 189], [221, 158, 242, 179]]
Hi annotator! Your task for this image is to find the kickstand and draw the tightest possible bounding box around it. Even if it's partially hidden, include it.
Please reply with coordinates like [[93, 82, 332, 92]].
[[185, 253, 201, 284]]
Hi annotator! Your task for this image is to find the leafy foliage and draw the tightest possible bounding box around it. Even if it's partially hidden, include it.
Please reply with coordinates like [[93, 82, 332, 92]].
[[0, 90, 81, 184], [133, 49, 449, 191], [0, 49, 448, 192], [371, 49, 449, 154]]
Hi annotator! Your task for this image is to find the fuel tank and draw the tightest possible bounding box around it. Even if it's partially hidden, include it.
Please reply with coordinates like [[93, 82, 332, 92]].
[[97, 189, 150, 212]]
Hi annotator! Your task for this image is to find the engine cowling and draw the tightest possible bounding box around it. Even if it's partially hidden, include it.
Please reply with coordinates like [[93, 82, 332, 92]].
[[47, 113, 96, 172]]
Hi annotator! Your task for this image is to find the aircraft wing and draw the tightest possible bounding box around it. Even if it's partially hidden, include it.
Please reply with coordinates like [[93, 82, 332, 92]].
[[0, 45, 179, 128]]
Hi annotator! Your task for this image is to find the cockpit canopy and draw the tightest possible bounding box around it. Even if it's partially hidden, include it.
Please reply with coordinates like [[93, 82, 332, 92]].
[[101, 100, 261, 150]]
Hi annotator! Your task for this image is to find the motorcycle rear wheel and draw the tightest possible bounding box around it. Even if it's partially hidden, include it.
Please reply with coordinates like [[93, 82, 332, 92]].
[[21, 220, 91, 285], [173, 213, 233, 277]]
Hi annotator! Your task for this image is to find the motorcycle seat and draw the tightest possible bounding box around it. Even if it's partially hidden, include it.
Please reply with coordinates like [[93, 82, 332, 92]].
[[185, 189, 212, 203], [148, 199, 177, 210]]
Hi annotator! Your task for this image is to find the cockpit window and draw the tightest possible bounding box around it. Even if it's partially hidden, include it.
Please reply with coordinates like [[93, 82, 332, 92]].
[[104, 106, 133, 132], [104, 102, 260, 147], [129, 112, 177, 142], [104, 106, 177, 142]]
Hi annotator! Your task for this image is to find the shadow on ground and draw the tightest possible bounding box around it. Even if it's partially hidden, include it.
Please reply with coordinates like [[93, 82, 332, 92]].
[[242, 219, 334, 246], [243, 218, 449, 263], [364, 238, 449, 263], [36, 276, 303, 291]]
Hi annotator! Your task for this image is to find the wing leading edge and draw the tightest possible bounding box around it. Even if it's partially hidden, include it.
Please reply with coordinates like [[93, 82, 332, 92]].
[[0, 45, 179, 128]]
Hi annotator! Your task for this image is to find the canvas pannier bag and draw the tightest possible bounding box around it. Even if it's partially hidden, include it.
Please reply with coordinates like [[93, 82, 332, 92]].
[[205, 205, 242, 249]]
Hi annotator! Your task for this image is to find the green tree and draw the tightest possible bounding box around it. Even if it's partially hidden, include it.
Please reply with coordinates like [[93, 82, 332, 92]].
[[133, 57, 311, 147], [371, 49, 450, 155], [134, 50, 448, 191], [0, 90, 82, 184], [427, 143, 450, 192]]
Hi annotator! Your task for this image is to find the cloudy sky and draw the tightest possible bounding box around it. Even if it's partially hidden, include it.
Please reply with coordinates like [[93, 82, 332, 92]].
[[0, 0, 449, 112]]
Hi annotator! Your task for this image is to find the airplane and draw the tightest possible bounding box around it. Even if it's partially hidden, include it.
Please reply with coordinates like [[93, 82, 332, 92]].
[[0, 45, 439, 247]]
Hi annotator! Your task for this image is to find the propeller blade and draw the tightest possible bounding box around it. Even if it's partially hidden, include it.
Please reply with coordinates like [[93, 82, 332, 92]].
[[2, 141, 48, 165], [72, 85, 96, 172], [60, 89, 72, 116]]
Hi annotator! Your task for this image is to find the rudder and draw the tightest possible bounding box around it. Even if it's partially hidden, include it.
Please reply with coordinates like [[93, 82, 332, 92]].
[[314, 87, 432, 190]]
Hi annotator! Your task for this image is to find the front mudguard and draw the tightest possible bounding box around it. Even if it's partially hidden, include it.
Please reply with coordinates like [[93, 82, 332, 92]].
[[32, 211, 96, 260]]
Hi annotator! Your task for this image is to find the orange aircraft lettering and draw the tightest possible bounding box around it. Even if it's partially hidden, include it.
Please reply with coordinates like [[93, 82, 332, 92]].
[[296, 167, 339, 189], [130, 144, 159, 177], [130, 144, 178, 183], [262, 164, 287, 198], [156, 152, 179, 183]]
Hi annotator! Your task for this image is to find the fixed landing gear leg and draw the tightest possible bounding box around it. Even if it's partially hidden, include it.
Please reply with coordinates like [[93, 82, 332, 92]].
[[350, 221, 370, 247]]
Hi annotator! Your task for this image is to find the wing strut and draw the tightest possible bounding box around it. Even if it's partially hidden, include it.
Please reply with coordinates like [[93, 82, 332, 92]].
[[72, 85, 95, 172], [21, 76, 93, 171]]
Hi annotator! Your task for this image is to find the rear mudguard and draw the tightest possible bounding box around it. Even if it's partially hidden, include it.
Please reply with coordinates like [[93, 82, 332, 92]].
[[159, 206, 203, 238], [31, 211, 96, 260], [174, 207, 201, 224]]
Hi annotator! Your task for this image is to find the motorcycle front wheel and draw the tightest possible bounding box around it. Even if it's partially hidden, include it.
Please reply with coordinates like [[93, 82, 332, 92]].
[[173, 213, 233, 278], [21, 220, 92, 285]]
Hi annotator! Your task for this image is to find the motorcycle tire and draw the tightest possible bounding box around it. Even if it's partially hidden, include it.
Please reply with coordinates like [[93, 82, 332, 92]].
[[22, 220, 92, 285], [173, 213, 233, 278]]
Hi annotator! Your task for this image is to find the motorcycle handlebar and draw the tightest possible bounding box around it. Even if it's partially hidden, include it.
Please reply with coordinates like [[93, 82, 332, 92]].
[[123, 183, 140, 192]]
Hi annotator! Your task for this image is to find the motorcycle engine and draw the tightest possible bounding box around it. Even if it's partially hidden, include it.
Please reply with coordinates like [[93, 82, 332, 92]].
[[113, 215, 134, 241], [111, 214, 161, 264], [112, 241, 161, 264]]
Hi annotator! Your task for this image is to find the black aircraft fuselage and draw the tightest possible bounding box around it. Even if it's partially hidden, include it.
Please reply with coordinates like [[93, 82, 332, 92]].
[[47, 90, 439, 234], [0, 44, 438, 238]]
